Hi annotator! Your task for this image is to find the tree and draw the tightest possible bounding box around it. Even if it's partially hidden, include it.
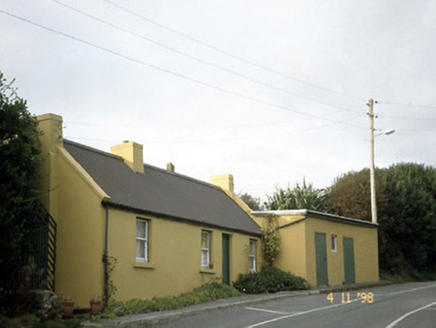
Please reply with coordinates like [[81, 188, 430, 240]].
[[380, 163, 436, 271], [325, 169, 388, 221], [238, 192, 263, 211], [0, 72, 42, 314], [326, 163, 436, 273], [265, 179, 326, 211]]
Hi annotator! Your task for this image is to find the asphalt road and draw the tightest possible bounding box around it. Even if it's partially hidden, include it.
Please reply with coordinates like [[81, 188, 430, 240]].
[[155, 281, 436, 328]]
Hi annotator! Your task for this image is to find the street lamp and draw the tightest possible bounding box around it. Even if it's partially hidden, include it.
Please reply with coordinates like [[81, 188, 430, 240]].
[[368, 99, 394, 224]]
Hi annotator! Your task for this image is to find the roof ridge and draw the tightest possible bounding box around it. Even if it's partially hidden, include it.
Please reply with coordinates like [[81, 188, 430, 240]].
[[142, 163, 221, 191], [64, 139, 221, 191], [64, 139, 123, 161]]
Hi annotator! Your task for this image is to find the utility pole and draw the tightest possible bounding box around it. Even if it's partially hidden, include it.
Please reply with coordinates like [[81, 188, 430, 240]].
[[368, 99, 377, 224]]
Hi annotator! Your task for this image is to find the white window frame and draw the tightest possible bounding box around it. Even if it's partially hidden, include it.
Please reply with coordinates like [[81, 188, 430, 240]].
[[136, 219, 149, 263], [249, 239, 257, 273], [201, 230, 211, 268], [331, 234, 337, 253]]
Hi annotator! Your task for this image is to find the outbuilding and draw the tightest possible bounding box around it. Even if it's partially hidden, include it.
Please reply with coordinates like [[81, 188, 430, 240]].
[[251, 210, 379, 287]]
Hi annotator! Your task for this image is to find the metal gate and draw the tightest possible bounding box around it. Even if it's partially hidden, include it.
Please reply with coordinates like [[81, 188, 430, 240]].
[[28, 201, 57, 291]]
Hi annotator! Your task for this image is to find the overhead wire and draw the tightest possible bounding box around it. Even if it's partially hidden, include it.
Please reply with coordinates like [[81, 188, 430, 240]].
[[65, 109, 363, 135], [51, 0, 359, 113], [378, 101, 436, 110], [0, 9, 368, 130], [101, 0, 367, 102], [380, 115, 436, 121], [65, 113, 367, 144]]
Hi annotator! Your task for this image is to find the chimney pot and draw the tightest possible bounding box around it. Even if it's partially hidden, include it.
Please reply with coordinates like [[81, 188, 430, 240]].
[[167, 162, 175, 172]]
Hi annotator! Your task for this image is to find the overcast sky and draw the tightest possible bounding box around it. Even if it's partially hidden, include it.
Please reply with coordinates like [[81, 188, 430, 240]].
[[1, 0, 435, 201]]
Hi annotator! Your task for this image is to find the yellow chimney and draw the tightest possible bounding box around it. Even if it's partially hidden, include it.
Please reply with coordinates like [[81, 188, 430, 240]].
[[111, 141, 144, 174], [37, 113, 63, 154], [211, 174, 234, 193], [37, 113, 63, 211]]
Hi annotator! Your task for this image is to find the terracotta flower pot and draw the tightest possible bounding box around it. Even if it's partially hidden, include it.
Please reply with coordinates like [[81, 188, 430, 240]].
[[61, 300, 75, 317], [90, 299, 102, 315]]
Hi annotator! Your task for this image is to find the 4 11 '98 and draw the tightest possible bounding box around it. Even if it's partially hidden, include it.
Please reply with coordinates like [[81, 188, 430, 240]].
[[327, 292, 374, 304]]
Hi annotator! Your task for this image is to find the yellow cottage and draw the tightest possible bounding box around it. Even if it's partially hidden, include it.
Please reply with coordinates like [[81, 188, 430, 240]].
[[251, 210, 379, 287], [37, 113, 261, 308]]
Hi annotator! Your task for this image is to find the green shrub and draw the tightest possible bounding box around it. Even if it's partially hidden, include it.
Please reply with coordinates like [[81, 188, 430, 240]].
[[108, 282, 241, 316], [233, 267, 308, 294]]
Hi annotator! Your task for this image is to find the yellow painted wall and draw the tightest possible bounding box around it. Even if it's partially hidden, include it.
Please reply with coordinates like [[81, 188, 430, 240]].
[[38, 114, 109, 308], [108, 208, 260, 301], [51, 147, 107, 307], [305, 218, 379, 287], [275, 222, 307, 279]]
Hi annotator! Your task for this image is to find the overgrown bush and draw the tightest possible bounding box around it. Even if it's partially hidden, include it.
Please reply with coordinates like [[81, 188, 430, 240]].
[[108, 282, 241, 316], [261, 214, 280, 268], [233, 267, 308, 294]]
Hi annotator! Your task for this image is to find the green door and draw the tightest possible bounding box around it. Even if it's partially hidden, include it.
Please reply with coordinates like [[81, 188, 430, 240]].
[[343, 237, 356, 284], [222, 234, 230, 285], [315, 232, 329, 286]]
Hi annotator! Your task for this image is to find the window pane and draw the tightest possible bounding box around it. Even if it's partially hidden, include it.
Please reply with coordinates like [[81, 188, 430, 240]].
[[331, 235, 337, 252], [136, 240, 145, 258], [136, 221, 145, 238], [250, 257, 256, 272], [201, 231, 210, 249], [201, 250, 209, 267], [249, 240, 256, 256]]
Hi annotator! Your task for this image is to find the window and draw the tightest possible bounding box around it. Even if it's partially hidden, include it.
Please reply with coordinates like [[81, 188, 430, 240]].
[[249, 239, 257, 273], [331, 234, 337, 253], [136, 219, 149, 262], [201, 230, 211, 268]]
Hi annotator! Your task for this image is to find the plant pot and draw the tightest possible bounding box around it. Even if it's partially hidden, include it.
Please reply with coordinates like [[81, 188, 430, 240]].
[[61, 300, 75, 317], [90, 300, 102, 315]]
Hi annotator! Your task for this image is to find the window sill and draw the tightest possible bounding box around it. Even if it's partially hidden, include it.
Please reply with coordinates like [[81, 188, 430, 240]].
[[134, 262, 155, 270], [199, 268, 216, 274]]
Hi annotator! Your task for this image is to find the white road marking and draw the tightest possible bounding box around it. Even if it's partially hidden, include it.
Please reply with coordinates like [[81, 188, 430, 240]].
[[246, 284, 436, 328], [245, 307, 291, 315], [385, 301, 436, 328], [245, 298, 361, 328], [376, 283, 436, 297]]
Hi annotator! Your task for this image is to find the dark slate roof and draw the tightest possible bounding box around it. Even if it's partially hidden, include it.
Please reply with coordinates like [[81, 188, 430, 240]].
[[63, 140, 261, 236]]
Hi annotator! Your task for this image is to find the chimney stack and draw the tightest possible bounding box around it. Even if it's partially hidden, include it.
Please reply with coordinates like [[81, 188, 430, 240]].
[[111, 141, 144, 173], [167, 162, 175, 172], [211, 174, 234, 193]]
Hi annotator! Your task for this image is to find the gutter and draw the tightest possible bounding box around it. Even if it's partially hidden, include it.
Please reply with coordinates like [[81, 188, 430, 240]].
[[102, 200, 262, 237], [251, 209, 378, 228]]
